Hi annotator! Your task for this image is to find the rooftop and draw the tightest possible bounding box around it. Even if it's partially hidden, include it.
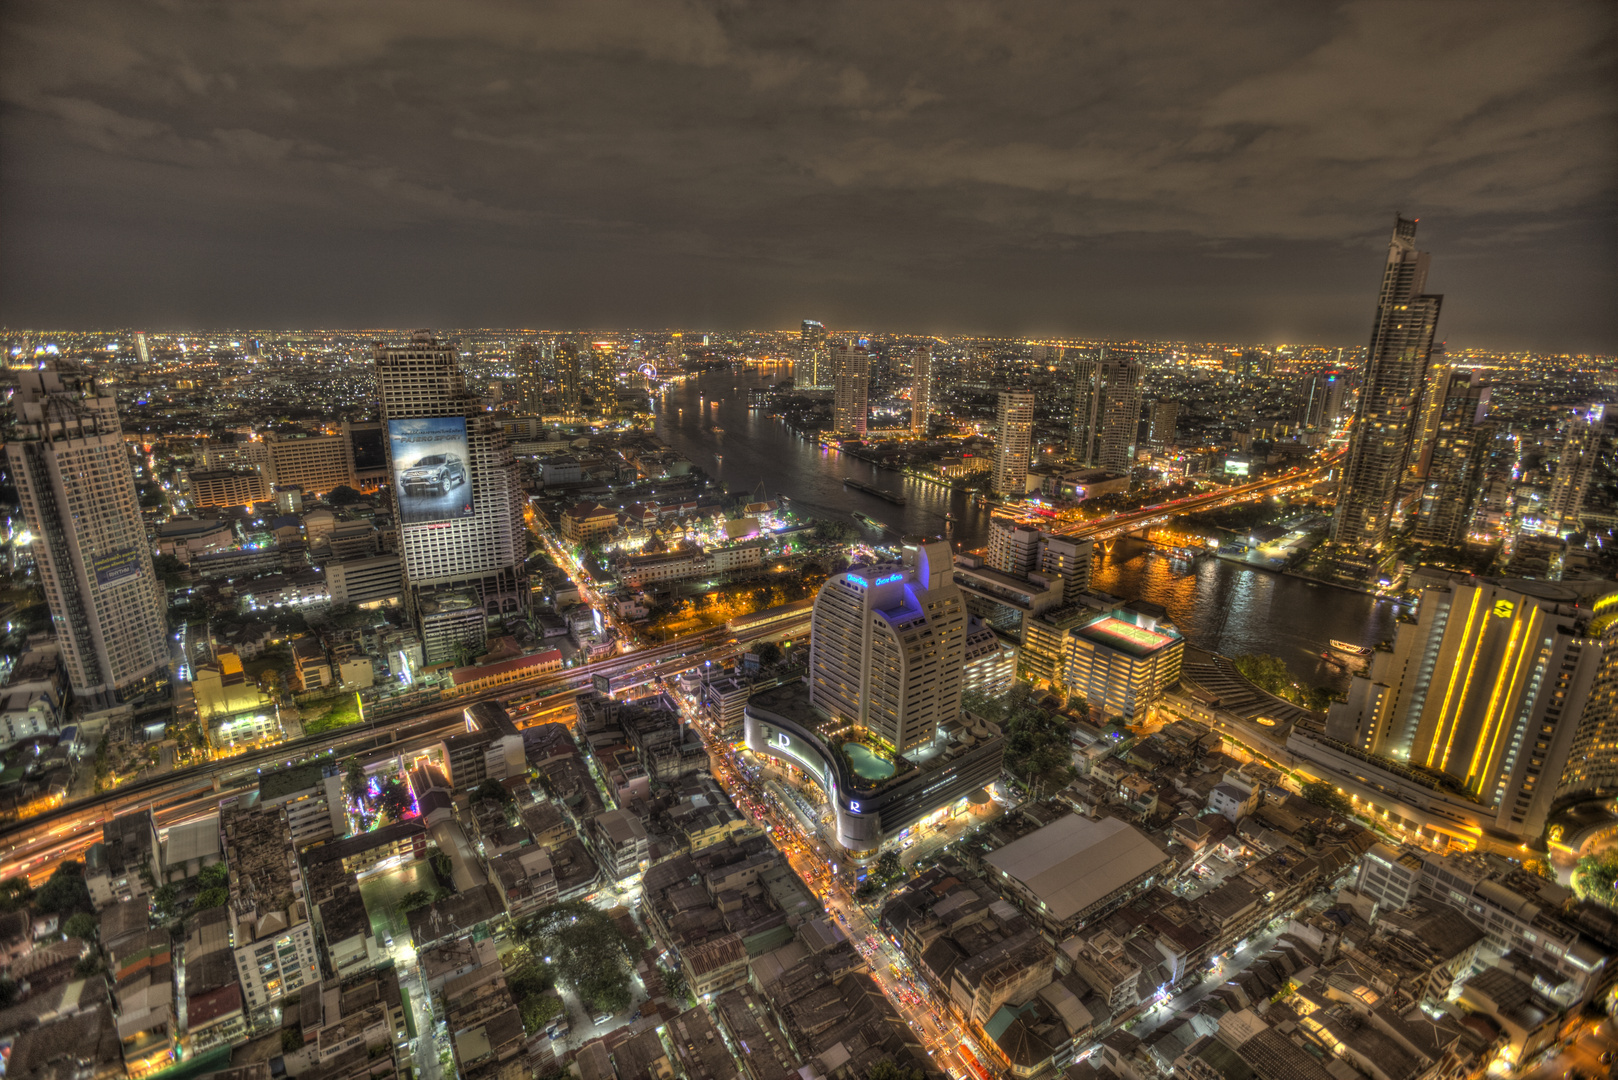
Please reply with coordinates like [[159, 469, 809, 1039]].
[[1073, 615, 1180, 658], [983, 813, 1169, 922]]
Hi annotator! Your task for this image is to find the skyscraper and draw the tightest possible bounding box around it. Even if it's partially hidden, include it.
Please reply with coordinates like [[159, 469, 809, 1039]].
[[808, 537, 965, 753], [1330, 217, 1444, 558], [1411, 341, 1450, 476], [1548, 404, 1611, 536], [1413, 370, 1489, 547], [910, 345, 932, 437], [1293, 371, 1347, 431], [992, 390, 1035, 498], [831, 340, 870, 435], [588, 341, 618, 417], [1562, 591, 1618, 797], [555, 340, 582, 417], [799, 319, 829, 389], [376, 332, 527, 665], [514, 341, 547, 414], [1325, 578, 1603, 837], [1147, 400, 1178, 450], [1069, 351, 1142, 473], [6, 365, 169, 712]]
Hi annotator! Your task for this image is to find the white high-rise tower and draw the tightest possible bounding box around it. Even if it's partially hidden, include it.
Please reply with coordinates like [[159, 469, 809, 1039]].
[[808, 537, 965, 754], [7, 365, 169, 712]]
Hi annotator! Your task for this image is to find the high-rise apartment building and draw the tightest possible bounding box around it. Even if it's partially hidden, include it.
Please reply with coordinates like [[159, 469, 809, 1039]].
[[992, 391, 1036, 498], [1146, 400, 1178, 450], [910, 345, 932, 437], [1069, 351, 1141, 473], [1413, 371, 1489, 547], [831, 340, 870, 435], [1293, 371, 1348, 431], [588, 341, 618, 416], [375, 332, 527, 665], [1326, 578, 1604, 836], [6, 365, 169, 712], [1563, 592, 1618, 797], [800, 320, 829, 389], [1412, 342, 1450, 476], [1548, 404, 1611, 536], [1330, 217, 1444, 558], [132, 331, 152, 364], [514, 341, 548, 414], [555, 340, 582, 416], [808, 537, 965, 754]]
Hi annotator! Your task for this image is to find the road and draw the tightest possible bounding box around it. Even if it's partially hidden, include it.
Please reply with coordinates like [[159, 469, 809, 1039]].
[[1520, 1016, 1617, 1080], [1045, 459, 1335, 544], [0, 623, 739, 881]]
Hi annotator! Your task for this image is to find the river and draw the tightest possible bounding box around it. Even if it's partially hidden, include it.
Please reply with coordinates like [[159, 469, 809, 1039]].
[[651, 366, 1395, 689]]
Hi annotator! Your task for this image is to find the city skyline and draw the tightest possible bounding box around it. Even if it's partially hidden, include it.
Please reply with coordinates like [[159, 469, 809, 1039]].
[[2, 3, 1613, 350], [3, 5, 1618, 1077]]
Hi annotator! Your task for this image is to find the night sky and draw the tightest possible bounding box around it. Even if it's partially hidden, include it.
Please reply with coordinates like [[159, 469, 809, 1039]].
[[2, 1, 1613, 350]]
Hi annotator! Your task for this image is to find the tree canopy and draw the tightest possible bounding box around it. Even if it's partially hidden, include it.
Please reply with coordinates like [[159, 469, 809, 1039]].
[[516, 901, 634, 1016], [962, 687, 1074, 795], [1300, 781, 1353, 816], [34, 863, 91, 916]]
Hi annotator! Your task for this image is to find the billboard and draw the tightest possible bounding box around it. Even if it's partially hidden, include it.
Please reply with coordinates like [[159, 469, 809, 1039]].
[[388, 416, 474, 525], [92, 547, 144, 590]]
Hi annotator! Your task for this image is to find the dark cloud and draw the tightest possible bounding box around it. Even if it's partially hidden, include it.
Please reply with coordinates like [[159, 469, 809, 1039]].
[[2, 0, 1613, 349]]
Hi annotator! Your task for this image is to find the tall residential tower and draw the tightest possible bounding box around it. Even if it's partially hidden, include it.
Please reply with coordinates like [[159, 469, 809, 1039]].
[[909, 345, 932, 437], [1069, 351, 1141, 473], [992, 390, 1035, 498], [6, 366, 169, 712]]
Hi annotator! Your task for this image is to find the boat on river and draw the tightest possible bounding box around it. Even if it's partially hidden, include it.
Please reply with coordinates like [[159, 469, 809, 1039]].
[[1328, 639, 1373, 657], [843, 478, 907, 505], [853, 512, 887, 530]]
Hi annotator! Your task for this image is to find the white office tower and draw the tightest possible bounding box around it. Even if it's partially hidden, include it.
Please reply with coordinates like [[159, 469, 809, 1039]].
[[6, 365, 168, 713], [375, 332, 527, 665], [831, 340, 871, 435], [808, 537, 966, 754], [910, 345, 932, 436], [992, 390, 1036, 498]]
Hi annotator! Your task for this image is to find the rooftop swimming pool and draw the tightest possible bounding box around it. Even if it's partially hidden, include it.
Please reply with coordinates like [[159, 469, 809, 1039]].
[[843, 742, 896, 781]]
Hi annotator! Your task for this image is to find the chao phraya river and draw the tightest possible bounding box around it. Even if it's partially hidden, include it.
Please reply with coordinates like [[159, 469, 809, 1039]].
[[651, 366, 1396, 689]]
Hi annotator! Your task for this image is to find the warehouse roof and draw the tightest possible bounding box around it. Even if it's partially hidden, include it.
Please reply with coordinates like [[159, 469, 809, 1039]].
[[983, 813, 1167, 922]]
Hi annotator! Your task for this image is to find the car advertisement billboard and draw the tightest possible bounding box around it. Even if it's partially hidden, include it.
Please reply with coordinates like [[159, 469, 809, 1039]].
[[388, 416, 474, 525]]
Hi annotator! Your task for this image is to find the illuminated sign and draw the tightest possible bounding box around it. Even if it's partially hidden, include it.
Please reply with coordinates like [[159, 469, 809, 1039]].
[[849, 800, 861, 813], [847, 575, 869, 587], [873, 573, 902, 586], [389, 416, 475, 525], [1493, 600, 1514, 619], [778, 732, 790, 748]]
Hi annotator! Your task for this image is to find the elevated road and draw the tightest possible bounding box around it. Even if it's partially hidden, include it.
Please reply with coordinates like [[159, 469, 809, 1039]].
[[1046, 458, 1336, 543], [0, 612, 810, 885]]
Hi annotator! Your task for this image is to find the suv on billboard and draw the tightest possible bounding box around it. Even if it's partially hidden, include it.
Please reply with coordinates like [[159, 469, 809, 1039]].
[[401, 453, 466, 495]]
